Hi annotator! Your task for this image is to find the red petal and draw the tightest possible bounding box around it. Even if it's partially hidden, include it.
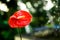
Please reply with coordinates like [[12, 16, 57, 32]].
[[8, 10, 32, 28]]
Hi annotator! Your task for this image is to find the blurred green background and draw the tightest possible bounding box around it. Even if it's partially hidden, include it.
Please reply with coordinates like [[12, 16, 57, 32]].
[[0, 0, 60, 40]]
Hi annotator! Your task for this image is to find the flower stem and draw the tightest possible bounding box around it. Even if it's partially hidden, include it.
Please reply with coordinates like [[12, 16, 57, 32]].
[[17, 28, 22, 40]]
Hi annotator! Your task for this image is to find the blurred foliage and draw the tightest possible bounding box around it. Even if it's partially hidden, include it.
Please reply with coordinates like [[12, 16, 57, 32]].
[[0, 0, 59, 40]]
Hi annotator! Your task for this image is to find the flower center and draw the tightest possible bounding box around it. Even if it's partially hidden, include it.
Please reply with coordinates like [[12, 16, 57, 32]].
[[17, 15, 25, 19]]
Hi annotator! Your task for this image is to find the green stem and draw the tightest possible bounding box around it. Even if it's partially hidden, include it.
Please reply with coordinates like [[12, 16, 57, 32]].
[[17, 28, 22, 40]]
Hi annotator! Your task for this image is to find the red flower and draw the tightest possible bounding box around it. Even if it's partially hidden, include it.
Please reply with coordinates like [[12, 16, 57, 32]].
[[8, 10, 32, 28]]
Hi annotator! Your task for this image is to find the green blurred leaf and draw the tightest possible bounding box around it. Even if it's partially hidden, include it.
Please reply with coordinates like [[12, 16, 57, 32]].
[[1, 31, 10, 39]]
